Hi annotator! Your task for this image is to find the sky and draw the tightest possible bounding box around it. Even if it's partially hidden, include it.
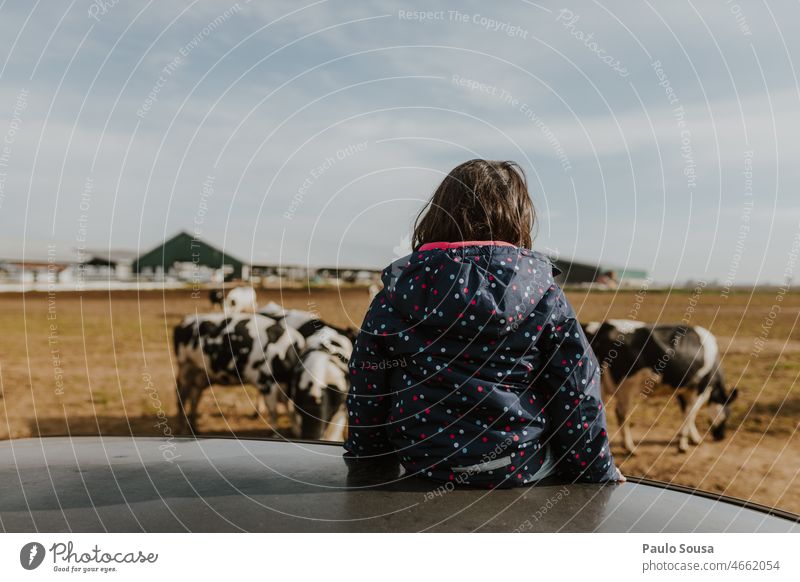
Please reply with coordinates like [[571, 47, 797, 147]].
[[0, 0, 799, 285]]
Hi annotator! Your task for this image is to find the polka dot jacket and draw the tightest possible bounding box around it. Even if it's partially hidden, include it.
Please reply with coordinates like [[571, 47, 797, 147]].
[[344, 242, 617, 487]]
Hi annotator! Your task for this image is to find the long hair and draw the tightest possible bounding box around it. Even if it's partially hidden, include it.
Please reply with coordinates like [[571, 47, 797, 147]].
[[412, 159, 535, 250]]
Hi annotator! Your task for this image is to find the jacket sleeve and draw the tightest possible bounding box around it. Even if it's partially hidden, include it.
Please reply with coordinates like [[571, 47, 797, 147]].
[[344, 294, 395, 458], [537, 287, 617, 482]]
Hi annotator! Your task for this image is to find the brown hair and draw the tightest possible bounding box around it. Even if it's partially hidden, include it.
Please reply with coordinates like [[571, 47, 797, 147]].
[[412, 159, 535, 250]]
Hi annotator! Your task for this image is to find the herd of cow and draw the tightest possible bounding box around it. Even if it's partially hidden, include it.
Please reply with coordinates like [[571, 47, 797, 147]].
[[172, 288, 739, 453], [174, 287, 356, 440]]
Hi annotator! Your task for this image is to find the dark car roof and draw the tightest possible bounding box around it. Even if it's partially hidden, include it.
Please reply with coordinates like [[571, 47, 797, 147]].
[[1, 437, 797, 533]]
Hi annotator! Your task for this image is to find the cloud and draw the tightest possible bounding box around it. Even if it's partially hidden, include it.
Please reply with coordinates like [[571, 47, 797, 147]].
[[0, 0, 798, 285]]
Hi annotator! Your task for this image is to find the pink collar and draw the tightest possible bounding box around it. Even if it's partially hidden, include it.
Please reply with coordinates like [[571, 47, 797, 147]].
[[419, 240, 516, 251]]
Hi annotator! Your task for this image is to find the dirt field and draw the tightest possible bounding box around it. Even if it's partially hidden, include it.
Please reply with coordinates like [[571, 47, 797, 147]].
[[0, 287, 798, 513]]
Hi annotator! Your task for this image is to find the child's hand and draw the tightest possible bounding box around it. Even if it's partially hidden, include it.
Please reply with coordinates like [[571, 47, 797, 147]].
[[614, 466, 627, 482]]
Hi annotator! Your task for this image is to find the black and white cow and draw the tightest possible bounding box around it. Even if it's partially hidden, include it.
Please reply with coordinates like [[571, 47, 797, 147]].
[[259, 302, 358, 342], [291, 326, 353, 440], [224, 287, 258, 313], [173, 313, 304, 434], [259, 302, 355, 440], [583, 319, 739, 453]]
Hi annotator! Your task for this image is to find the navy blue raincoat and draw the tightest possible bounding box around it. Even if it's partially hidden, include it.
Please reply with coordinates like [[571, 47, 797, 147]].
[[344, 242, 617, 487]]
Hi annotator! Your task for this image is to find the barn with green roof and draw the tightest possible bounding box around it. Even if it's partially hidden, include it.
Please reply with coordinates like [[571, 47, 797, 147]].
[[132, 231, 246, 280]]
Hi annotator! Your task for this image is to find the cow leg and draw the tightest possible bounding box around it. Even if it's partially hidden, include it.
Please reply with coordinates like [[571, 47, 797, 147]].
[[186, 372, 207, 433], [253, 387, 268, 418], [677, 390, 696, 452], [616, 374, 641, 454], [176, 368, 204, 434], [261, 384, 279, 428], [675, 392, 707, 443], [253, 383, 281, 421], [255, 384, 289, 419], [674, 385, 705, 445], [689, 389, 710, 445], [175, 375, 191, 435], [615, 388, 635, 454], [689, 421, 704, 445], [321, 405, 348, 441], [615, 368, 661, 454], [274, 384, 290, 416], [678, 387, 710, 452], [600, 366, 635, 454], [676, 393, 688, 413], [599, 363, 617, 402]]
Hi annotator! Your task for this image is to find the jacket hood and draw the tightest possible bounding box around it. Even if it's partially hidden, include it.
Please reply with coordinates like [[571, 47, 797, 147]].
[[382, 242, 560, 338]]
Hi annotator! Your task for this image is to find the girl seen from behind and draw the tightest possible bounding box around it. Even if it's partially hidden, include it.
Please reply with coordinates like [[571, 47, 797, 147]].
[[345, 159, 623, 487]]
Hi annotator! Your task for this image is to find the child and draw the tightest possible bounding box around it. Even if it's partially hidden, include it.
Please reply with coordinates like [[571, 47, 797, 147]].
[[344, 159, 623, 487]]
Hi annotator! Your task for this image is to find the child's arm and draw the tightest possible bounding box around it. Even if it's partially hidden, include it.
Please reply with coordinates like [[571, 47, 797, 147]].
[[538, 287, 619, 483], [344, 300, 395, 459]]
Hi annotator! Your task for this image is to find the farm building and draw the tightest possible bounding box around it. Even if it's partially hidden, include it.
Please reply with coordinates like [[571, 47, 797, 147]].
[[0, 259, 72, 284], [132, 231, 247, 281], [79, 249, 138, 281], [250, 264, 382, 284], [315, 266, 382, 284], [250, 263, 311, 282], [552, 256, 648, 288]]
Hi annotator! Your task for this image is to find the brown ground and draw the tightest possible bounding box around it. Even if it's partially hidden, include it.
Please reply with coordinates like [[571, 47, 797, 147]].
[[0, 287, 798, 513]]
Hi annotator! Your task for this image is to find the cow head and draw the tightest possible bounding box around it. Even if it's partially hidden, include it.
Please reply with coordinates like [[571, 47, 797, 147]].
[[224, 287, 258, 313], [709, 383, 739, 440]]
